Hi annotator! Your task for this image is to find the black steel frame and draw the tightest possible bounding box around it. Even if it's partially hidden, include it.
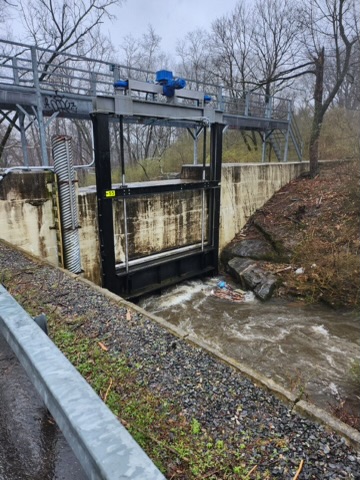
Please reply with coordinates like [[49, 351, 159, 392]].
[[92, 112, 223, 299]]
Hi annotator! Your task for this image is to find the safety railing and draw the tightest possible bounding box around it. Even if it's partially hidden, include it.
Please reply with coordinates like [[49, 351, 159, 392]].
[[1, 38, 292, 120]]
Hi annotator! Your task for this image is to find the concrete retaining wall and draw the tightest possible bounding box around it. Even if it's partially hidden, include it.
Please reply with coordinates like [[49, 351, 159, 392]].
[[0, 162, 308, 285], [219, 162, 309, 247], [0, 171, 58, 264]]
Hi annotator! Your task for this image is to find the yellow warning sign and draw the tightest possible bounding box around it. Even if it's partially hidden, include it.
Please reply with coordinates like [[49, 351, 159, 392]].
[[105, 190, 116, 198]]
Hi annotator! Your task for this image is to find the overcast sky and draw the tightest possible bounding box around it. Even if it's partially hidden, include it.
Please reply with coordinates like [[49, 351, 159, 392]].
[[105, 0, 240, 55]]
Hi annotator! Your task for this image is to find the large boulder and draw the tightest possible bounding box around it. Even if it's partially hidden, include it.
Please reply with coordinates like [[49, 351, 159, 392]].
[[221, 239, 275, 265], [253, 275, 278, 301], [227, 257, 256, 287], [227, 259, 278, 301], [241, 265, 278, 301]]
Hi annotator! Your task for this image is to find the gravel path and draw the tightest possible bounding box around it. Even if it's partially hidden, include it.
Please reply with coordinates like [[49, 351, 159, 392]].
[[1, 241, 359, 479]]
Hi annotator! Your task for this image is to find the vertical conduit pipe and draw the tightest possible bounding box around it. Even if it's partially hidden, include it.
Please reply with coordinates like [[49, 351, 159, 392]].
[[52, 135, 82, 274]]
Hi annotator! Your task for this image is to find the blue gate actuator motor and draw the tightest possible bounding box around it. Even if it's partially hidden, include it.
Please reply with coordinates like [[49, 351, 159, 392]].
[[156, 70, 186, 97]]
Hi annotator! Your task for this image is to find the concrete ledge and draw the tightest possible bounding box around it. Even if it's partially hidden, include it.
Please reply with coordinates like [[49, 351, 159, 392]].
[[0, 284, 165, 480]]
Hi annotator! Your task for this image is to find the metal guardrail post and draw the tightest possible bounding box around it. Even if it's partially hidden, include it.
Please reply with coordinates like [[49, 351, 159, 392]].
[[0, 284, 165, 480], [217, 85, 224, 111], [245, 93, 250, 116], [90, 72, 97, 96], [12, 57, 19, 84]]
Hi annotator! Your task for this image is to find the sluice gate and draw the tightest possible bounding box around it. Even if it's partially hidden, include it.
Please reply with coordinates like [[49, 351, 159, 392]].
[[92, 78, 224, 299]]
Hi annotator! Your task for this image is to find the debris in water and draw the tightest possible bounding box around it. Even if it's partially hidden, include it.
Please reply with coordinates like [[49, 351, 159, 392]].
[[211, 283, 246, 303]]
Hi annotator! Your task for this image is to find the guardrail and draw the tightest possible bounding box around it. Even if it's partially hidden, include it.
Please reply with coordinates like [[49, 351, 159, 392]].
[[0, 284, 165, 480]]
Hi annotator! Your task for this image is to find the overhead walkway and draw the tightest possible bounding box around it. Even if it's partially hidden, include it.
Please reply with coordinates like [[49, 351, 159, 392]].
[[0, 38, 303, 166]]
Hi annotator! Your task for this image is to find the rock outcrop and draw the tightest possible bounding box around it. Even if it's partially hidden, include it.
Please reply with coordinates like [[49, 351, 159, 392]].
[[222, 240, 278, 301]]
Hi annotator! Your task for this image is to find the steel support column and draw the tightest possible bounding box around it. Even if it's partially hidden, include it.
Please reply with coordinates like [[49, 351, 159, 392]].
[[208, 123, 224, 263], [30, 47, 49, 166], [92, 113, 117, 291]]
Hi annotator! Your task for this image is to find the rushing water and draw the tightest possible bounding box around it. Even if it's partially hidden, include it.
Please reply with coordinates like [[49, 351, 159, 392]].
[[140, 277, 360, 416]]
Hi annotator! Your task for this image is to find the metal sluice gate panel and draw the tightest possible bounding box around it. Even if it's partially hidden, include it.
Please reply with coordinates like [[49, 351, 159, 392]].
[[91, 89, 224, 299]]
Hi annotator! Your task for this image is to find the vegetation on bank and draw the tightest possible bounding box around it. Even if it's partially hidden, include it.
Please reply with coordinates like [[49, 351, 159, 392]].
[[236, 160, 360, 309]]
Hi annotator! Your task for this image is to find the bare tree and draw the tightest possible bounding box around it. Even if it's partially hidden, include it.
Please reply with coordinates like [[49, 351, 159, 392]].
[[250, 0, 303, 97], [0, 0, 124, 163], [298, 0, 359, 176], [210, 1, 254, 94], [176, 29, 213, 87]]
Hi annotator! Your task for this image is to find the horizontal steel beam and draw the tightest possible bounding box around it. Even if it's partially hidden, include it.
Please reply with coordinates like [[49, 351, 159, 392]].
[[0, 85, 93, 119], [224, 114, 288, 131], [93, 95, 223, 124], [115, 246, 217, 299], [0, 284, 165, 480], [103, 179, 219, 199]]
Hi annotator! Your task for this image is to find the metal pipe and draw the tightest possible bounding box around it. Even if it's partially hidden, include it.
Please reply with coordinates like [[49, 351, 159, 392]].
[[2, 159, 94, 177], [123, 199, 129, 274], [119, 115, 126, 186], [52, 135, 82, 274], [261, 132, 267, 163], [119, 116, 129, 273]]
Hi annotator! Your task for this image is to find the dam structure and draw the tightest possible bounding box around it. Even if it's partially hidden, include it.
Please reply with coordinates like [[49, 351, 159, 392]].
[[0, 39, 304, 298]]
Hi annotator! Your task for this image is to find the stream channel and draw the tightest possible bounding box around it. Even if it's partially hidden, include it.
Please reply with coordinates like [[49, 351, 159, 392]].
[[139, 277, 360, 420]]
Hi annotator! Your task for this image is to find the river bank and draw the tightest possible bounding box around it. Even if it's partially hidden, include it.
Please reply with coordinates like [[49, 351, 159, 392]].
[[1, 240, 360, 479], [222, 160, 360, 308]]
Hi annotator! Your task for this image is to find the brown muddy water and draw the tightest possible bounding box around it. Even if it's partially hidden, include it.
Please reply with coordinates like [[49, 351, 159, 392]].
[[139, 277, 360, 419]]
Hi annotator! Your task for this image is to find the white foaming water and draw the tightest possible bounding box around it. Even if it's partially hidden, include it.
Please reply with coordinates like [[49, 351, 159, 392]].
[[192, 296, 207, 311], [153, 281, 207, 310], [244, 291, 256, 302], [310, 325, 329, 337], [223, 324, 290, 343], [278, 345, 286, 355], [328, 382, 340, 399], [140, 276, 360, 414], [178, 317, 196, 336], [323, 353, 337, 369]]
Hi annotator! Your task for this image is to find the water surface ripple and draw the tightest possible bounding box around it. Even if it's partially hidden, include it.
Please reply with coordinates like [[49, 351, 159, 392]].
[[140, 278, 360, 416]]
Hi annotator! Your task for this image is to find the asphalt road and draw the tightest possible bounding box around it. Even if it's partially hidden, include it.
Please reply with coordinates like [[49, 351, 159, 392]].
[[0, 332, 88, 480]]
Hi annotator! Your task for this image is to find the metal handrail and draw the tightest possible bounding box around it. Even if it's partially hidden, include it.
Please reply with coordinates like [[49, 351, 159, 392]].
[[1, 38, 294, 118]]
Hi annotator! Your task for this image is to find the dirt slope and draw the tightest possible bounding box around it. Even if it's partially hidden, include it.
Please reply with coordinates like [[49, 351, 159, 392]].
[[234, 160, 360, 308]]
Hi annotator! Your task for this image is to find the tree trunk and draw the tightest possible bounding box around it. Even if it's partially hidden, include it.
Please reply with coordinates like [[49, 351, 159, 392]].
[[309, 47, 324, 178]]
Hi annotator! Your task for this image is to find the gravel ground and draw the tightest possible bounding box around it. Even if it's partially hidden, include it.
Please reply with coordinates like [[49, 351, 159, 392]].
[[1, 241, 360, 479]]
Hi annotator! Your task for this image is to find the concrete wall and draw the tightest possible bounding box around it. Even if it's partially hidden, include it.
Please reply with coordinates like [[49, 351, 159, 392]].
[[219, 162, 309, 247], [0, 172, 58, 263], [0, 162, 308, 285]]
